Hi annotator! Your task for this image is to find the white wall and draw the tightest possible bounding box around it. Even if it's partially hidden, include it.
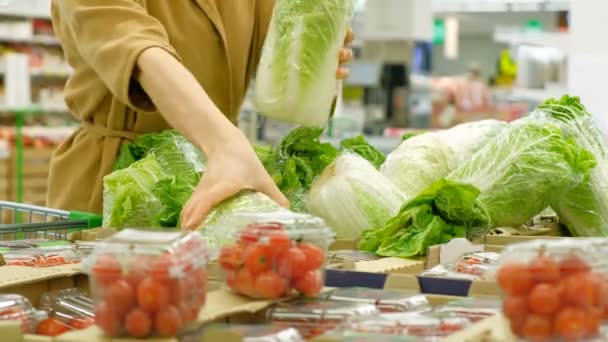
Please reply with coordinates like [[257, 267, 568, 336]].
[[569, 1, 608, 131], [432, 33, 507, 78]]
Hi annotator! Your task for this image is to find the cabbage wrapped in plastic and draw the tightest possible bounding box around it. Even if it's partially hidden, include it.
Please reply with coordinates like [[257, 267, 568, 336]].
[[307, 153, 407, 239], [254, 0, 355, 126], [381, 120, 506, 199], [539, 96, 608, 237], [103, 155, 168, 228]]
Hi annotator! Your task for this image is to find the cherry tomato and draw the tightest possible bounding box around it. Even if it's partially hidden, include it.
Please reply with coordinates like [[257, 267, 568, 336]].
[[125, 308, 152, 338], [125, 255, 153, 288], [36, 317, 69, 336], [298, 243, 324, 271], [509, 316, 525, 337], [136, 277, 169, 313], [276, 247, 307, 279], [95, 302, 123, 337], [92, 253, 122, 288], [154, 306, 183, 337], [68, 316, 94, 330], [151, 253, 178, 282], [178, 303, 199, 323], [559, 254, 591, 277], [503, 295, 527, 319], [231, 267, 257, 297], [168, 278, 187, 306], [554, 307, 588, 340], [239, 223, 286, 246], [564, 273, 600, 309], [243, 244, 271, 275], [34, 255, 48, 267], [528, 283, 561, 315], [587, 307, 602, 337], [45, 255, 66, 266], [522, 314, 552, 342], [219, 246, 243, 271], [254, 270, 288, 299], [267, 233, 292, 254], [293, 270, 323, 298], [497, 263, 532, 295], [528, 253, 559, 284], [104, 279, 135, 315]]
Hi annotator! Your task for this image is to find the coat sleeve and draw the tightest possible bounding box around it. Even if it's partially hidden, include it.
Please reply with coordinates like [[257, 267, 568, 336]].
[[52, 0, 181, 112]]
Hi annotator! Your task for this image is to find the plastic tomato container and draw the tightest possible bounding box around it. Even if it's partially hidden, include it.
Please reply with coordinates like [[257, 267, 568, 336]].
[[0, 294, 48, 333], [268, 300, 379, 339], [38, 288, 94, 335], [327, 288, 431, 313], [497, 239, 608, 341], [434, 297, 501, 323], [455, 252, 500, 279], [84, 229, 209, 338], [218, 212, 334, 299], [3, 246, 80, 267], [343, 313, 471, 339]]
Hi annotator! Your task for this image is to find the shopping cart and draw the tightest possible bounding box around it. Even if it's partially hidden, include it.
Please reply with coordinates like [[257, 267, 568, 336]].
[[0, 201, 102, 241]]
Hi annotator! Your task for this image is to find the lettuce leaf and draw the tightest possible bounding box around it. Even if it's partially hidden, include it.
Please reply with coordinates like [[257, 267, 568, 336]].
[[339, 135, 386, 169]]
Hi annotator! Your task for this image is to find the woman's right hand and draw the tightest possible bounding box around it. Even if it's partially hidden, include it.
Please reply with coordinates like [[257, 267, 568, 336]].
[[179, 132, 289, 230]]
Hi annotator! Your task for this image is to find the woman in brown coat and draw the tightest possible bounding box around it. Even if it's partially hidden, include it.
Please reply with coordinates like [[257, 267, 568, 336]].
[[48, 0, 352, 229]]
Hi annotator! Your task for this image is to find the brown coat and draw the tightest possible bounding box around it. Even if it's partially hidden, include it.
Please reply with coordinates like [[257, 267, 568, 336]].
[[47, 0, 274, 213]]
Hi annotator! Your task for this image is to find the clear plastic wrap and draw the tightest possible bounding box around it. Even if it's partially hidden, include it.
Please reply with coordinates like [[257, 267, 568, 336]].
[[39, 288, 94, 332], [496, 238, 608, 341], [3, 246, 81, 267], [204, 324, 304, 342], [326, 288, 430, 313], [268, 300, 379, 339], [380, 120, 507, 199], [254, 0, 355, 127], [83, 229, 209, 338], [307, 153, 407, 239], [0, 294, 48, 333], [218, 212, 334, 299]]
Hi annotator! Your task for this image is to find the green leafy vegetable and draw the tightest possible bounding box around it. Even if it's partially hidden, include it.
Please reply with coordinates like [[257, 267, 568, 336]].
[[254, 0, 355, 126], [540, 95, 608, 237], [307, 153, 406, 239], [339, 135, 386, 169]]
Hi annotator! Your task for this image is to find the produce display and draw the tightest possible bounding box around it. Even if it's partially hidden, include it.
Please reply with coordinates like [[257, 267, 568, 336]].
[[326, 287, 431, 313], [218, 213, 333, 299], [254, 0, 355, 127], [497, 239, 608, 341], [84, 230, 208, 338], [422, 251, 500, 281], [307, 153, 406, 239]]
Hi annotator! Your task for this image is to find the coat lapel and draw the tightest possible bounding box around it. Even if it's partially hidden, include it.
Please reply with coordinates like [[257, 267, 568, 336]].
[[193, 0, 227, 44]]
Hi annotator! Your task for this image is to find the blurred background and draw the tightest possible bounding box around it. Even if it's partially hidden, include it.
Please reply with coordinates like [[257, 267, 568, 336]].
[[0, 0, 605, 205]]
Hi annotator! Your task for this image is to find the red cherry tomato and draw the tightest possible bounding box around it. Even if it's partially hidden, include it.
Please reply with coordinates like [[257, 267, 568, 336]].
[[92, 253, 122, 288], [68, 316, 94, 330], [497, 263, 532, 295], [528, 253, 559, 284], [267, 233, 292, 254], [554, 307, 589, 340], [503, 295, 527, 319], [276, 247, 308, 279], [168, 278, 187, 306], [522, 314, 552, 342], [104, 279, 136, 315], [564, 273, 600, 309], [136, 277, 169, 313], [243, 244, 271, 275], [125, 255, 153, 288], [587, 307, 602, 337], [36, 317, 69, 336], [154, 306, 183, 337], [230, 268, 257, 297], [151, 253, 179, 282], [298, 243, 325, 271], [219, 246, 243, 271], [94, 302, 122, 337], [293, 270, 323, 298], [45, 254, 66, 266], [178, 303, 199, 323], [559, 254, 591, 277], [254, 270, 288, 299], [509, 317, 525, 337], [125, 308, 152, 338], [528, 283, 561, 315]]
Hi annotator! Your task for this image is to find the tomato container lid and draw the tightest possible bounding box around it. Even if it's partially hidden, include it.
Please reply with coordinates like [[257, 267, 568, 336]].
[[0, 294, 35, 318], [269, 300, 378, 322], [83, 229, 209, 274]]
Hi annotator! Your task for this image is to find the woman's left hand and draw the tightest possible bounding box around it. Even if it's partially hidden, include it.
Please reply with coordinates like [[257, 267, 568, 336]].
[[337, 29, 354, 79]]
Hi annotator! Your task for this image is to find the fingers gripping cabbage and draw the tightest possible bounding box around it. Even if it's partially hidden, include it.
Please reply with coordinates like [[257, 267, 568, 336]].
[[307, 153, 406, 239], [254, 0, 355, 126]]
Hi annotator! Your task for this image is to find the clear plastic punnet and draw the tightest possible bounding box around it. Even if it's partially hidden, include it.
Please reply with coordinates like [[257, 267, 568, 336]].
[[496, 238, 608, 341], [2, 246, 81, 267], [341, 313, 471, 339], [254, 0, 355, 127], [326, 288, 431, 313], [268, 300, 379, 339], [218, 212, 334, 299], [0, 294, 48, 333], [83, 229, 209, 338], [39, 288, 94, 332]]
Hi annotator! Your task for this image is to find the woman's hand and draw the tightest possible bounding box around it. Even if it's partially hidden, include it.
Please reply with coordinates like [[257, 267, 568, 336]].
[[337, 29, 354, 79], [180, 131, 289, 230]]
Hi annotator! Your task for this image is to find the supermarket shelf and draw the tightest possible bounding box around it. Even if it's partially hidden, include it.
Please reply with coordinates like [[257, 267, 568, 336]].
[[494, 31, 570, 51], [0, 35, 60, 46]]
